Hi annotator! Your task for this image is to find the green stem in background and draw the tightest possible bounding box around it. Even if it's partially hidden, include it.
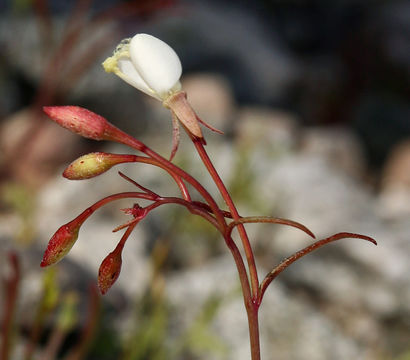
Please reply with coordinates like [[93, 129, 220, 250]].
[[24, 268, 59, 360], [63, 285, 100, 360]]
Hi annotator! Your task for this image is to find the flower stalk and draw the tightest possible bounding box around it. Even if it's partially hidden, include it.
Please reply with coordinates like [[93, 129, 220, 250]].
[[40, 33, 377, 360]]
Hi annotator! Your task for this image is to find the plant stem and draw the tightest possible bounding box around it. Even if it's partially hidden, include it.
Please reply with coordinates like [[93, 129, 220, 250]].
[[246, 300, 261, 360], [125, 156, 191, 201], [106, 122, 260, 358], [79, 192, 221, 232], [106, 127, 227, 230], [259, 232, 377, 302], [192, 139, 259, 299], [191, 138, 261, 360]]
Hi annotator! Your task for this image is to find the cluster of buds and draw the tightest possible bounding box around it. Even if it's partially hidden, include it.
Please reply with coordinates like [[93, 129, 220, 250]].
[[40, 108, 155, 294], [41, 33, 220, 294]]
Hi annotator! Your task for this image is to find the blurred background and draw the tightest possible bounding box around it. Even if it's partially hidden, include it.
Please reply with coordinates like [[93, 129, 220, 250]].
[[0, 0, 409, 359]]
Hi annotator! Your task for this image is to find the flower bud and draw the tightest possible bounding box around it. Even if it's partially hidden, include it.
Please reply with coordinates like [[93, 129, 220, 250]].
[[41, 220, 81, 267], [98, 247, 123, 295], [103, 33, 182, 101], [63, 152, 136, 180], [41, 209, 91, 267], [43, 106, 109, 140]]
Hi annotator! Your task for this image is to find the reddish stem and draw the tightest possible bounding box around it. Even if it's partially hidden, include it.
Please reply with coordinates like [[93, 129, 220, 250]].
[[106, 125, 260, 358], [118, 171, 160, 199], [227, 216, 316, 239], [113, 196, 221, 232], [71, 191, 221, 234], [192, 139, 260, 300], [1, 253, 20, 360], [104, 126, 227, 230], [191, 138, 261, 360], [259, 232, 377, 303], [127, 155, 191, 201]]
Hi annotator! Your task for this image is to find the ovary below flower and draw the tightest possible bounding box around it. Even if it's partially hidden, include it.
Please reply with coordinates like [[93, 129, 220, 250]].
[[103, 33, 182, 101]]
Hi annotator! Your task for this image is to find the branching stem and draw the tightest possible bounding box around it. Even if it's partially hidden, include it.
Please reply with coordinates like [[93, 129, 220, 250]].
[[259, 232, 377, 303]]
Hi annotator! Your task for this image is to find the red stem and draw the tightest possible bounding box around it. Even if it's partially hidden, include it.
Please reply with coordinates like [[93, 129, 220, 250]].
[[74, 192, 221, 233], [126, 155, 191, 201], [192, 139, 260, 300], [104, 121, 257, 358], [227, 216, 316, 239], [105, 126, 227, 230], [259, 232, 377, 302], [191, 138, 261, 360], [1, 253, 20, 360]]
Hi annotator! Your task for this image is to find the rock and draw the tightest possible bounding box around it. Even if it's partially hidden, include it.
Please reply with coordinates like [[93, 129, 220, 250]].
[[138, 1, 300, 104], [165, 256, 367, 360], [236, 106, 299, 153], [378, 139, 410, 219], [300, 126, 366, 179], [182, 73, 235, 132], [0, 108, 84, 186]]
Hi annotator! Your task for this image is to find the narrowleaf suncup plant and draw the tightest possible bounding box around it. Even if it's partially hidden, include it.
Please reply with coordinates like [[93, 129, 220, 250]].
[[41, 33, 376, 360]]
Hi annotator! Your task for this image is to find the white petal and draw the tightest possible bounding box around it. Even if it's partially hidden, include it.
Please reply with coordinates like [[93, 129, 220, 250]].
[[129, 34, 182, 98], [117, 58, 160, 100]]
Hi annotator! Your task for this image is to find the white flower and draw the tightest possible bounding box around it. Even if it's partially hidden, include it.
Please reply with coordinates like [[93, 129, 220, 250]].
[[103, 33, 182, 101], [103, 33, 222, 157]]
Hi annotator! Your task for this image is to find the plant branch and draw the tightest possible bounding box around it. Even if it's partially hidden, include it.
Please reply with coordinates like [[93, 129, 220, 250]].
[[118, 171, 160, 199], [113, 196, 221, 232], [227, 216, 316, 239], [259, 232, 377, 303], [105, 127, 227, 230], [192, 138, 260, 301]]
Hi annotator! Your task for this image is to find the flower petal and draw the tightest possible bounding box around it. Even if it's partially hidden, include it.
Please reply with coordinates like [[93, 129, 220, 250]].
[[129, 33, 182, 98], [117, 58, 160, 100]]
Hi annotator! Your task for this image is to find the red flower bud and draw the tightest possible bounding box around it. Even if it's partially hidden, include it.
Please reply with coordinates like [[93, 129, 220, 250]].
[[63, 152, 136, 180], [41, 209, 91, 267], [98, 247, 123, 295], [41, 220, 81, 267], [43, 106, 109, 140]]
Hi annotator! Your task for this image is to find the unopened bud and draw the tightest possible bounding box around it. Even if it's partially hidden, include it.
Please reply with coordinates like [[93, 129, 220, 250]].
[[41, 223, 80, 267], [98, 247, 123, 295], [63, 152, 136, 180], [43, 106, 109, 140], [41, 210, 91, 267]]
